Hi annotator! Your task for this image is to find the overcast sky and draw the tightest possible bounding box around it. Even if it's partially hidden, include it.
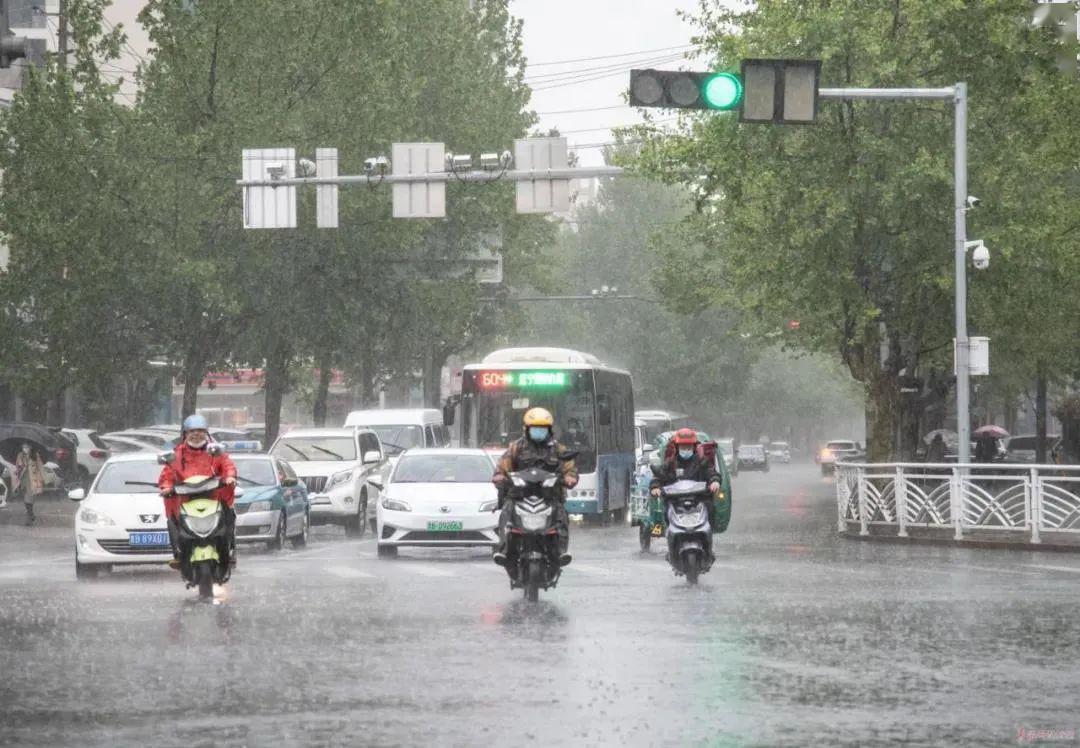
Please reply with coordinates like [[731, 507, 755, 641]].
[[510, 0, 704, 165]]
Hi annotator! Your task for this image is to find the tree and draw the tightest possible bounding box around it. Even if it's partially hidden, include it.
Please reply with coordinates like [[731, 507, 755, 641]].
[[635, 0, 1080, 460]]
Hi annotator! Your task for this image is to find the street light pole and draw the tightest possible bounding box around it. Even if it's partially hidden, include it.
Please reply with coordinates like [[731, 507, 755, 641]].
[[953, 82, 971, 465]]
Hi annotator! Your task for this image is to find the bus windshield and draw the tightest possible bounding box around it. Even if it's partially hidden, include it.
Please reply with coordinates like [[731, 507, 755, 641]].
[[461, 369, 597, 473]]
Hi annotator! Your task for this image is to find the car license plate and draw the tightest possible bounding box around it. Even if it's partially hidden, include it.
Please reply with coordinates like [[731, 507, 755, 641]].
[[129, 531, 169, 547], [427, 521, 463, 532]]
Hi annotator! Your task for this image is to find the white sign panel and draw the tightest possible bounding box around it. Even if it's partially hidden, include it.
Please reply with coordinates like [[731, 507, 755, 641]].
[[954, 336, 991, 376], [392, 142, 446, 218], [514, 137, 570, 214], [242, 148, 297, 229]]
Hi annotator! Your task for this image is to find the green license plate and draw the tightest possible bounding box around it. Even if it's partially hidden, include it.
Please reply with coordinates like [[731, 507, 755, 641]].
[[427, 520, 464, 532]]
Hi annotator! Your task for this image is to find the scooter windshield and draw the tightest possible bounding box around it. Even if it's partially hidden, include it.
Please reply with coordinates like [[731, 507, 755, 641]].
[[175, 477, 221, 496], [664, 480, 708, 498], [511, 467, 559, 485]]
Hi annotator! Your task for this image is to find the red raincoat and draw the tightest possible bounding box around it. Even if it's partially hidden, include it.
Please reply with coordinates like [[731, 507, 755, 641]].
[[158, 443, 238, 519]]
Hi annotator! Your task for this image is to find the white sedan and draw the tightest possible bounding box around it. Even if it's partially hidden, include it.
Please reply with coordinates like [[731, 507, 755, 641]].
[[373, 449, 499, 559], [70, 453, 173, 579]]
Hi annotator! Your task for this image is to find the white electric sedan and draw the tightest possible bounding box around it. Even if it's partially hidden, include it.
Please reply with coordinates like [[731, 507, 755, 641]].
[[70, 453, 173, 579], [373, 449, 499, 559]]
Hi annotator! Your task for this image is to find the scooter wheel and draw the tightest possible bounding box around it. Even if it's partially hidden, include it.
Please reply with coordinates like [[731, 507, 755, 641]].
[[638, 524, 651, 552], [195, 563, 214, 600], [524, 559, 541, 602], [684, 552, 701, 585]]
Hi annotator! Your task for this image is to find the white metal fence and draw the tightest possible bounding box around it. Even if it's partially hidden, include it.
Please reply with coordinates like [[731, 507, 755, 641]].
[[835, 462, 1080, 543]]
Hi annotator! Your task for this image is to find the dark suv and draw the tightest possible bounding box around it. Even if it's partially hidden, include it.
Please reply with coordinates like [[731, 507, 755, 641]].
[[0, 423, 80, 485]]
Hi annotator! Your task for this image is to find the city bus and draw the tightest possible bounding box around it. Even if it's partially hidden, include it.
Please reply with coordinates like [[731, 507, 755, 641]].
[[456, 348, 635, 521]]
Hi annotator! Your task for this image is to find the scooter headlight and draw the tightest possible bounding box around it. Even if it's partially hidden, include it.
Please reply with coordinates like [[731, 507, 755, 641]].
[[673, 505, 707, 528], [516, 506, 552, 532], [182, 511, 221, 538]]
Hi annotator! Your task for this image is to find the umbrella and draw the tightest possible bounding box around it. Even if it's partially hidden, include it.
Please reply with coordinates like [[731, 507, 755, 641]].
[[923, 429, 958, 446], [973, 424, 1009, 439]]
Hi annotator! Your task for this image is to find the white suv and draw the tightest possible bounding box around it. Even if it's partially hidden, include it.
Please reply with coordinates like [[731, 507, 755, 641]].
[[269, 428, 384, 536]]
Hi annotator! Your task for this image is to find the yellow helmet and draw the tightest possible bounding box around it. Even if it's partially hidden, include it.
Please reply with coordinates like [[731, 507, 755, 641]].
[[523, 407, 554, 427]]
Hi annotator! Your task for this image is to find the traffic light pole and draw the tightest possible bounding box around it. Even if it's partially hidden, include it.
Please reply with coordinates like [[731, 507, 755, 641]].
[[818, 84, 970, 465]]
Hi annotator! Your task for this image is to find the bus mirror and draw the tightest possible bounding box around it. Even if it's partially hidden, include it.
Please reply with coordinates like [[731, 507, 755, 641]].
[[442, 402, 456, 427]]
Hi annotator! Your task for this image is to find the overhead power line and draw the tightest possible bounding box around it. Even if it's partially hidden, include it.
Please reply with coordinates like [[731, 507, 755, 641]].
[[523, 51, 690, 83], [526, 44, 696, 68]]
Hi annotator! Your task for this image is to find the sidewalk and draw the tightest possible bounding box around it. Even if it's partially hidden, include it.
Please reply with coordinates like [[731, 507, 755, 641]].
[[0, 493, 77, 528]]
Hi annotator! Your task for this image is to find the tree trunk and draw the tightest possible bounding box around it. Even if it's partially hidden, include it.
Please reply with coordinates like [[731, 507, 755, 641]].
[[180, 356, 206, 419], [864, 371, 900, 462], [1035, 364, 1048, 464], [422, 345, 446, 408], [263, 343, 292, 448], [312, 352, 332, 427]]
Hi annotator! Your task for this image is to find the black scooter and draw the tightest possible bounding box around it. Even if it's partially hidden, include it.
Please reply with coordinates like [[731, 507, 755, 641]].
[[502, 462, 567, 602]]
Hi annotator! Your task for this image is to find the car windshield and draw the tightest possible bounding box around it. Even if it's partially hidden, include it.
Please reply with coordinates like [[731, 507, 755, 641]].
[[94, 461, 162, 494], [739, 446, 764, 456], [827, 441, 856, 450], [233, 459, 277, 486], [772, 442, 789, 449], [270, 436, 356, 461], [366, 425, 424, 454], [393, 454, 493, 483]]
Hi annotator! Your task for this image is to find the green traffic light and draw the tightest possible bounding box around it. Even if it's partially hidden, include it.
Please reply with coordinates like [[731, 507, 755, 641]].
[[702, 73, 743, 110]]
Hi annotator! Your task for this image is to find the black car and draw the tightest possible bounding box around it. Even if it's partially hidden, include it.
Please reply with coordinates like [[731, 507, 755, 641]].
[[0, 423, 80, 485]]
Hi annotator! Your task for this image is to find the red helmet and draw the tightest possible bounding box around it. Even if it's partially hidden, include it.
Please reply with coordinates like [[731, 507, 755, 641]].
[[673, 428, 698, 446]]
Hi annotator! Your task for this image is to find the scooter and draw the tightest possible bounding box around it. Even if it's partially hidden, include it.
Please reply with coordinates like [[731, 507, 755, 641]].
[[662, 479, 713, 585], [503, 463, 566, 602], [170, 473, 234, 601]]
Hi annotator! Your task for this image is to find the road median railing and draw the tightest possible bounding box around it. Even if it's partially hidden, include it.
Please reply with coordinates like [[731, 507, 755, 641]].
[[835, 461, 1080, 545]]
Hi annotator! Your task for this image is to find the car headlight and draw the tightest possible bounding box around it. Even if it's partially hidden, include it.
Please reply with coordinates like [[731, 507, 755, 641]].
[[182, 511, 221, 537], [78, 507, 115, 526], [381, 497, 411, 512], [328, 469, 354, 489], [247, 500, 274, 512], [479, 500, 498, 513]]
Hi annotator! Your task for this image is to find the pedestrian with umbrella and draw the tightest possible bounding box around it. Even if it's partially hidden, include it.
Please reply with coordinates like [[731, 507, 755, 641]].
[[973, 425, 1009, 463]]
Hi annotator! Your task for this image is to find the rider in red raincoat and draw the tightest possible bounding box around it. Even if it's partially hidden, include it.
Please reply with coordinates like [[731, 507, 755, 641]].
[[158, 414, 238, 567]]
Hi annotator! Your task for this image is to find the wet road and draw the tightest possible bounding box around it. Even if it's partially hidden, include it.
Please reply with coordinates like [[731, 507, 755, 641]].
[[2, 464, 1079, 747]]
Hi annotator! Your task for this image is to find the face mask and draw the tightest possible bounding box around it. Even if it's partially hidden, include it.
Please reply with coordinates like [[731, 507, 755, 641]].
[[186, 433, 209, 449], [678, 448, 694, 460], [528, 427, 549, 443]]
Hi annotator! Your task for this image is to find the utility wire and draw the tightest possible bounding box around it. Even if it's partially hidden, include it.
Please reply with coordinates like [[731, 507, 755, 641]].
[[526, 44, 696, 68], [523, 51, 689, 83]]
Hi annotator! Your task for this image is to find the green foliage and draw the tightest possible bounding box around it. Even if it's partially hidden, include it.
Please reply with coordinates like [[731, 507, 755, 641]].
[[634, 0, 1080, 457], [0, 0, 553, 426]]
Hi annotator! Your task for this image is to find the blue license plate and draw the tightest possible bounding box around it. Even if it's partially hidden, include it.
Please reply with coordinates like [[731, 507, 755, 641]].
[[129, 531, 169, 547]]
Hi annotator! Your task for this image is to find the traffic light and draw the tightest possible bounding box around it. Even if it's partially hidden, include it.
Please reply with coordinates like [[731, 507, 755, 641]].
[[629, 70, 743, 111], [0, 0, 27, 69], [740, 59, 821, 124]]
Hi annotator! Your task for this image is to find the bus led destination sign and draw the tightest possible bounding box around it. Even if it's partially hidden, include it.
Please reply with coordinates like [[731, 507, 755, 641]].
[[478, 370, 568, 389]]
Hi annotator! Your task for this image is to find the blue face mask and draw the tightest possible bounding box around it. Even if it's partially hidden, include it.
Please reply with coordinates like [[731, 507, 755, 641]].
[[528, 427, 549, 443], [678, 448, 694, 460]]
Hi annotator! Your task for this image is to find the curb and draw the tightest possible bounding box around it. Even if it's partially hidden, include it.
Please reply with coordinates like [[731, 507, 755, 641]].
[[840, 530, 1080, 554]]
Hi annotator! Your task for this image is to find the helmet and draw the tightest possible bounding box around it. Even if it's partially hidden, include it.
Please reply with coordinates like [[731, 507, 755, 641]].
[[182, 414, 209, 432], [523, 408, 554, 427], [673, 428, 698, 446]]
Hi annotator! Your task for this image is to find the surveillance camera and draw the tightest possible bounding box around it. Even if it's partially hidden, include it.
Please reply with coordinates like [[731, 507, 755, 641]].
[[296, 158, 317, 178], [966, 195, 981, 209], [363, 157, 378, 173], [972, 243, 990, 270]]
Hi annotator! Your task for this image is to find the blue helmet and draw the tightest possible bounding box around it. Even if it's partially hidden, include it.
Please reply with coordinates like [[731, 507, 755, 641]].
[[182, 414, 209, 432]]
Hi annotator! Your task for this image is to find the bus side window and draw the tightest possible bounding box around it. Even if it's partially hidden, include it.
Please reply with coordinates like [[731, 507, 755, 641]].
[[597, 394, 612, 426]]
